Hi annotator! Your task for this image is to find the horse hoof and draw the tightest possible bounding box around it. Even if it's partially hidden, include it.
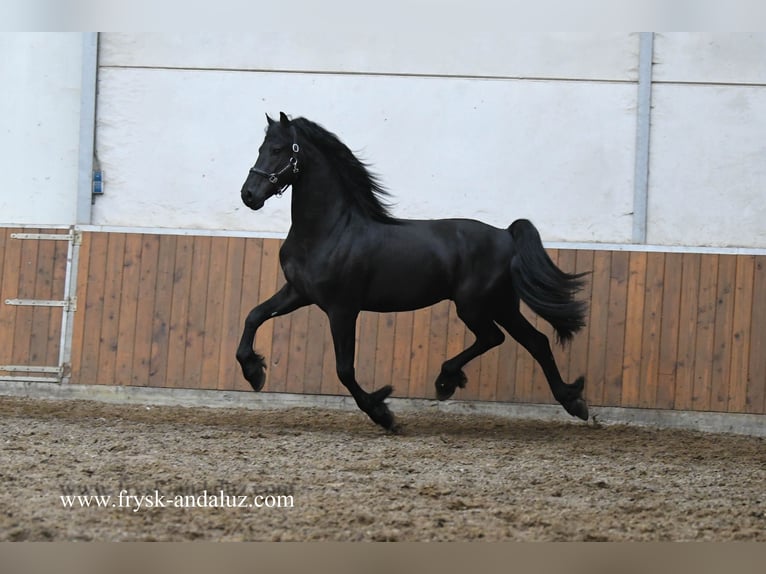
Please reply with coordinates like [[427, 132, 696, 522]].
[[241, 354, 267, 392], [435, 369, 467, 401], [563, 398, 589, 421]]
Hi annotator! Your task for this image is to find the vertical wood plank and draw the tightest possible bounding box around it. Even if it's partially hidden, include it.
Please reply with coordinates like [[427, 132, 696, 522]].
[[638, 252, 666, 408], [727, 255, 755, 413], [268, 266, 291, 392], [566, 250, 594, 389], [29, 230, 52, 366], [200, 237, 228, 388], [303, 306, 328, 394], [78, 233, 109, 384], [355, 311, 379, 392], [286, 306, 310, 394], [0, 229, 20, 367], [68, 231, 91, 381], [692, 254, 719, 410], [252, 239, 280, 380], [374, 312, 396, 395], [13, 231, 40, 365], [428, 301, 450, 395], [164, 235, 194, 388], [584, 250, 611, 406], [217, 237, 246, 390], [673, 253, 701, 410], [391, 311, 414, 397], [408, 307, 432, 399], [148, 235, 177, 388], [656, 252, 683, 409], [96, 233, 126, 385], [621, 251, 647, 407], [131, 235, 160, 386], [183, 235, 212, 388], [48, 237, 69, 366], [747, 256, 766, 414], [710, 255, 737, 412], [114, 234, 143, 386], [603, 251, 629, 406], [230, 237, 263, 392]]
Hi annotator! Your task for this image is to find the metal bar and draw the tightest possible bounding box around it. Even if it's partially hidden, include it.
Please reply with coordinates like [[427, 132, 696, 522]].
[[632, 32, 654, 244], [10, 233, 73, 241], [4, 298, 70, 308], [0, 375, 61, 383], [77, 32, 99, 224], [58, 226, 82, 384], [0, 365, 62, 373]]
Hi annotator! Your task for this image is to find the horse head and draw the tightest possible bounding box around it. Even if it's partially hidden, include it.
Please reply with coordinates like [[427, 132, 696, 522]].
[[241, 112, 300, 210]]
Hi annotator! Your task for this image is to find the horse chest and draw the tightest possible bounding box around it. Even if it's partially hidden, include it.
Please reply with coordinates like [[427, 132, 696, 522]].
[[279, 243, 334, 300]]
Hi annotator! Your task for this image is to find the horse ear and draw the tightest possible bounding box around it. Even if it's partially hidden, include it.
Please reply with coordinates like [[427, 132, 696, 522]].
[[279, 112, 291, 127], [266, 113, 275, 126]]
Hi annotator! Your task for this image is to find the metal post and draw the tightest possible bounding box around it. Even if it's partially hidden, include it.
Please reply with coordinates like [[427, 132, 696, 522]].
[[76, 32, 99, 224], [632, 32, 654, 244]]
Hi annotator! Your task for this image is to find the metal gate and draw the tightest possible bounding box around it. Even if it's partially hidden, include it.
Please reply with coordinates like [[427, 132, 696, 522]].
[[0, 227, 81, 383]]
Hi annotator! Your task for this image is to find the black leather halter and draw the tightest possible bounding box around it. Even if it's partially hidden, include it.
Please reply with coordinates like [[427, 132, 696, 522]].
[[249, 127, 300, 196]]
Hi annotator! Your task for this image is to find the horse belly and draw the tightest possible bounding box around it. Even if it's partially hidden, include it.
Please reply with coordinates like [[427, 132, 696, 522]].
[[362, 263, 451, 313]]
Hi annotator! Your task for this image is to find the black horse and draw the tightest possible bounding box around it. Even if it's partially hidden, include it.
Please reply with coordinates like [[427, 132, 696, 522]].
[[237, 112, 589, 431]]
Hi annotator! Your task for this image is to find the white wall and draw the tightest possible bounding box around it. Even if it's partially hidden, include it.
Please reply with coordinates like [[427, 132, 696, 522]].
[[0, 33, 83, 225], [647, 33, 766, 247], [94, 32, 639, 243]]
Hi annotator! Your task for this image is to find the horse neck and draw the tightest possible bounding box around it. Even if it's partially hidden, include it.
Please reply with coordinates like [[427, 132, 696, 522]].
[[289, 161, 354, 239]]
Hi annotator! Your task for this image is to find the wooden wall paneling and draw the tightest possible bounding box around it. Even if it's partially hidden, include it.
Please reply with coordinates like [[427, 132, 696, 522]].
[[200, 237, 228, 388], [183, 235, 212, 388], [408, 307, 432, 399], [217, 237, 246, 391], [250, 239, 280, 387], [68, 231, 89, 379], [656, 252, 683, 409], [96, 233, 127, 385], [130, 234, 160, 386], [268, 263, 292, 393], [621, 251, 647, 407], [33, 232, 54, 366], [584, 250, 611, 406], [147, 235, 177, 388], [427, 301, 450, 397], [0, 230, 14, 367], [285, 305, 310, 394], [373, 312, 396, 395], [710, 255, 737, 411], [114, 234, 142, 386], [566, 249, 594, 393], [673, 253, 701, 410], [746, 256, 766, 414], [603, 251, 629, 406], [390, 310, 414, 398], [164, 235, 194, 388], [13, 229, 39, 366], [637, 252, 665, 408], [692, 255, 719, 410], [303, 305, 328, 394], [727, 255, 755, 413], [77, 233, 109, 384]]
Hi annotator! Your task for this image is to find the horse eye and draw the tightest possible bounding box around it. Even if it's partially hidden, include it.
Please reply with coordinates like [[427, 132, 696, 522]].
[[271, 146, 283, 154]]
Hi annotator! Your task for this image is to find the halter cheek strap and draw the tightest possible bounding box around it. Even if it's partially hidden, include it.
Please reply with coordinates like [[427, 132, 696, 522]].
[[249, 128, 301, 196]]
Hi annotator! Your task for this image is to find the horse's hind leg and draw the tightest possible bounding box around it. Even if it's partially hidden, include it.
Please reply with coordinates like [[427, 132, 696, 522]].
[[327, 308, 397, 432], [435, 308, 505, 400], [496, 305, 588, 420]]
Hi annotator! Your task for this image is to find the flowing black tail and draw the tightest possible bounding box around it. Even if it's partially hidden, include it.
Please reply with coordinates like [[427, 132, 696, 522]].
[[508, 219, 589, 344]]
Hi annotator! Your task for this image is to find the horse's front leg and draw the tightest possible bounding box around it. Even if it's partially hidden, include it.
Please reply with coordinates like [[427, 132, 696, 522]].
[[236, 283, 309, 391], [327, 309, 398, 432]]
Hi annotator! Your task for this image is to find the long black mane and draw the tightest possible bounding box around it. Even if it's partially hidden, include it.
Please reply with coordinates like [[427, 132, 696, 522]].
[[291, 117, 398, 224]]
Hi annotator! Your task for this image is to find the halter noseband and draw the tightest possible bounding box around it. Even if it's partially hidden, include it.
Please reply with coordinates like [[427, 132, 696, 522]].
[[249, 128, 301, 196]]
